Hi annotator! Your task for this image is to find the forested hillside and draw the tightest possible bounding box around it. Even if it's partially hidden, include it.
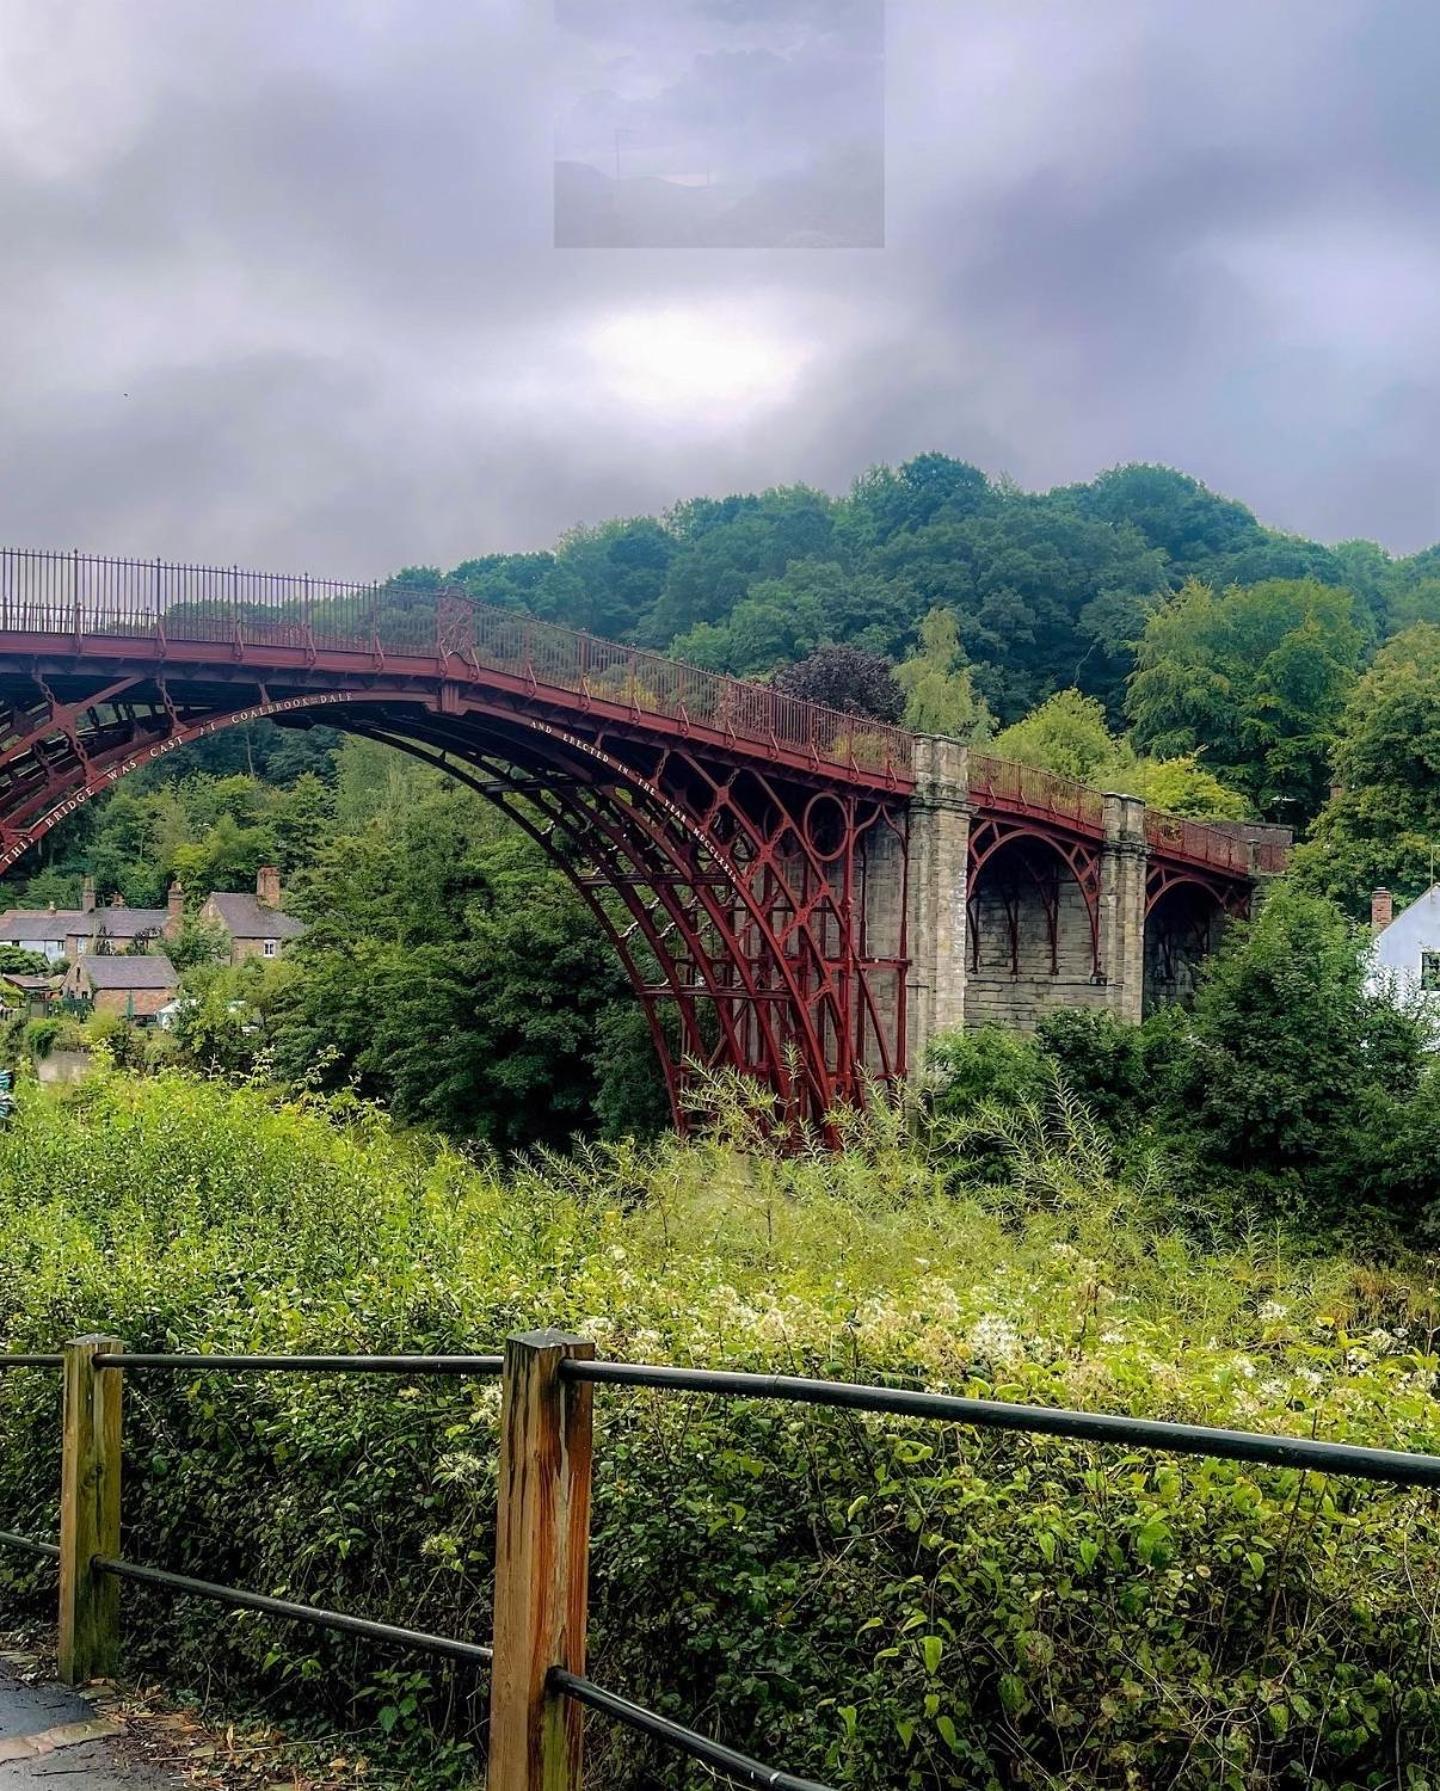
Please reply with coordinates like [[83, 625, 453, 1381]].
[[10, 456, 1440, 1147]]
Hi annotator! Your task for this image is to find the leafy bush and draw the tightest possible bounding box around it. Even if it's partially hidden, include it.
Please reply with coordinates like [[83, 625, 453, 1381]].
[[935, 888, 1440, 1245], [0, 1070, 1438, 1786], [19, 1017, 63, 1060]]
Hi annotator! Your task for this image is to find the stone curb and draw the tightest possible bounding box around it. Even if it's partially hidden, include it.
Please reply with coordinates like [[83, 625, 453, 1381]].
[[0, 1716, 119, 1764]]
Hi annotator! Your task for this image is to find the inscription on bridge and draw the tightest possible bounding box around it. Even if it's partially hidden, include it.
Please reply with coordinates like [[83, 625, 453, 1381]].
[[0, 692, 351, 869]]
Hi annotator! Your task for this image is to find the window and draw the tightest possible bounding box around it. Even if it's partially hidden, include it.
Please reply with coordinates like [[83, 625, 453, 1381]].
[[263, 939, 279, 958], [1422, 951, 1440, 992]]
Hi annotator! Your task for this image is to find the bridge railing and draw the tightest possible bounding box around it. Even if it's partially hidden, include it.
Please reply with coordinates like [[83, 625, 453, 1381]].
[[0, 1333, 1435, 1790], [1144, 810, 1254, 874], [968, 752, 1106, 830], [0, 549, 913, 783]]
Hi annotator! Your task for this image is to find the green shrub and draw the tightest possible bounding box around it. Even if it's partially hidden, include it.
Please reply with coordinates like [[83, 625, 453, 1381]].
[[0, 1069, 1437, 1787], [928, 1025, 1050, 1119], [20, 1017, 62, 1060]]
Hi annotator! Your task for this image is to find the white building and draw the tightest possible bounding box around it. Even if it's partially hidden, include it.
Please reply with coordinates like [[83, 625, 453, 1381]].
[[1366, 886, 1440, 1005]]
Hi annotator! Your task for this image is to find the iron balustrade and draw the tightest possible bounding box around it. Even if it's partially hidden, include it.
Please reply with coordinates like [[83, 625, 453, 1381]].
[[1, 1337, 1436, 1790], [0, 547, 914, 783]]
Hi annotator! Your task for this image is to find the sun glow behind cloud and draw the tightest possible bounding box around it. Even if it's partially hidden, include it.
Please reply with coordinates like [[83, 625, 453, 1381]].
[[584, 305, 806, 418]]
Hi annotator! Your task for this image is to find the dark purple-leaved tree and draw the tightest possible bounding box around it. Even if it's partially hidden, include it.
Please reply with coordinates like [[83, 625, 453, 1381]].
[[771, 645, 904, 724]]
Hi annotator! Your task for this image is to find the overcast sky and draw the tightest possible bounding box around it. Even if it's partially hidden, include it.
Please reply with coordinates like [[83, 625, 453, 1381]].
[[0, 0, 1436, 577]]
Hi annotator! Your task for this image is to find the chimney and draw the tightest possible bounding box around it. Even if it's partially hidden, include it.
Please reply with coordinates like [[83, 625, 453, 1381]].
[[165, 880, 184, 940], [1371, 887, 1394, 933], [256, 865, 281, 909], [81, 875, 95, 914]]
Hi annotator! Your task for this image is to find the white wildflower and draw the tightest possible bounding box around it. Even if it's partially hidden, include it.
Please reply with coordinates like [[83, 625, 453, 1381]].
[[969, 1315, 1024, 1364]]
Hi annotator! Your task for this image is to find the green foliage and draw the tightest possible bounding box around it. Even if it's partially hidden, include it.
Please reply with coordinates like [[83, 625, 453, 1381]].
[[19, 1016, 62, 1059], [893, 608, 995, 740], [0, 945, 52, 976], [1296, 624, 1440, 913], [1121, 753, 1250, 819], [993, 689, 1119, 783], [993, 689, 1251, 817], [1166, 886, 1435, 1236], [1127, 578, 1365, 821], [932, 887, 1440, 1244], [167, 912, 231, 972], [927, 1024, 1051, 1120], [252, 748, 666, 1147], [1, 1071, 1440, 1785]]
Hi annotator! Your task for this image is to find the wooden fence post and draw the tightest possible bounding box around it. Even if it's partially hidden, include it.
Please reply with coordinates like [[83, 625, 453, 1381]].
[[488, 1330, 595, 1791], [58, 1335, 122, 1685]]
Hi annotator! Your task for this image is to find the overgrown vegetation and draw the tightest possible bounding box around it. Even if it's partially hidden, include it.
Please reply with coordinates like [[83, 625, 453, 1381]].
[[0, 1068, 1436, 1788]]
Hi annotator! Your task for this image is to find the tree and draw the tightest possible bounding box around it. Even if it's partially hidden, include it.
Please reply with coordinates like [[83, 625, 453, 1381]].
[[1161, 886, 1435, 1234], [992, 689, 1119, 783], [1126, 577, 1364, 820], [1295, 624, 1440, 913], [1121, 756, 1248, 820], [0, 945, 51, 975], [771, 645, 903, 723], [264, 749, 668, 1148], [893, 608, 994, 739]]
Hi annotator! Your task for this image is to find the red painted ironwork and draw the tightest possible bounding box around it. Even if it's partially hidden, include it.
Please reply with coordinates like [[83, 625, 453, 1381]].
[[966, 815, 1104, 979], [1143, 808, 1252, 876], [0, 550, 912, 787], [0, 548, 1279, 1130]]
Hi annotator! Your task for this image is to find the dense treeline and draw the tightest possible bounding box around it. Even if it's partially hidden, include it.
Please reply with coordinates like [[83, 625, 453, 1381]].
[[11, 455, 1440, 1149]]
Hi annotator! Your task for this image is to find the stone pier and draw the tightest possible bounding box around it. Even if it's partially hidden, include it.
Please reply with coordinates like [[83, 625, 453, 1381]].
[[1096, 793, 1148, 1025], [901, 737, 971, 1066]]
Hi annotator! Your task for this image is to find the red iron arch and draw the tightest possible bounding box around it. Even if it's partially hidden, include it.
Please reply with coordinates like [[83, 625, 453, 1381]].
[[966, 815, 1104, 979], [0, 674, 909, 1139]]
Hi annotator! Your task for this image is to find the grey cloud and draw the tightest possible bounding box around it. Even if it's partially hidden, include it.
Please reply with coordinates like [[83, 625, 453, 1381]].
[[0, 0, 1435, 573]]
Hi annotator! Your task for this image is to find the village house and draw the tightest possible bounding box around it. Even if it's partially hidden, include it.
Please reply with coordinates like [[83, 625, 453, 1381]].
[[62, 952, 179, 1020], [0, 971, 62, 1016], [0, 875, 182, 963], [199, 865, 305, 964], [0, 867, 301, 970], [0, 907, 73, 963], [1367, 885, 1440, 1009]]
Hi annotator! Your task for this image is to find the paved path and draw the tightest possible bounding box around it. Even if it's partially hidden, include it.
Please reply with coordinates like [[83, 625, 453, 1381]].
[[0, 1662, 178, 1790]]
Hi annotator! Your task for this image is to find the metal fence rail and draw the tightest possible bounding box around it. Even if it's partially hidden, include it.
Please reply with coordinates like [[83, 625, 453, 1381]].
[[2, 1328, 1421, 1790], [94, 1556, 494, 1668], [0, 548, 1296, 871], [560, 1358, 1440, 1486]]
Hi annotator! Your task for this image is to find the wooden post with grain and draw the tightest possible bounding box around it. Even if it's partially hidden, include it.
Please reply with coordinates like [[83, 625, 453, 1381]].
[[488, 1330, 595, 1791], [58, 1334, 123, 1685]]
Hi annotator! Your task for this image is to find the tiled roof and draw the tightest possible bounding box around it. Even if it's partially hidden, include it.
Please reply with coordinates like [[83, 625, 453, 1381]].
[[79, 954, 178, 989], [89, 908, 169, 938], [0, 910, 83, 941], [207, 894, 305, 940], [0, 906, 169, 942]]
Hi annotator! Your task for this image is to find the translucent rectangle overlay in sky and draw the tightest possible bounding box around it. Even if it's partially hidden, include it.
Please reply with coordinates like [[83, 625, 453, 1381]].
[[554, 0, 884, 248]]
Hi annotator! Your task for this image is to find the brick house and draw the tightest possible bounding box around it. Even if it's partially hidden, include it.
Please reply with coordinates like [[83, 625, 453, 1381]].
[[63, 953, 179, 1019], [0, 876, 183, 964], [199, 866, 305, 965]]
